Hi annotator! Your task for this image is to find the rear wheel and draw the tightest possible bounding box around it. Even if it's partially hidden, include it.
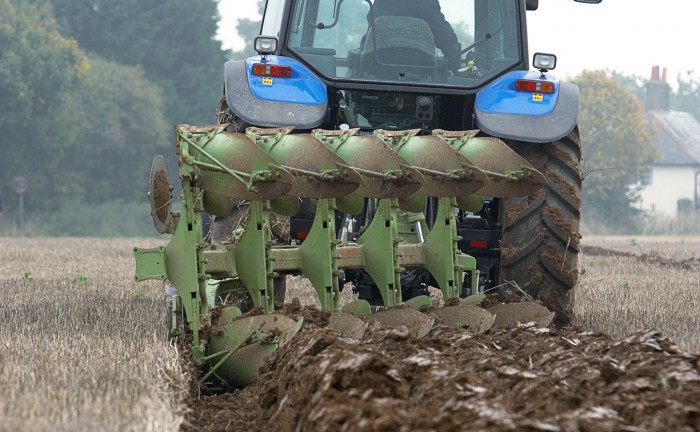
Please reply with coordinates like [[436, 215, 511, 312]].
[[501, 127, 582, 326]]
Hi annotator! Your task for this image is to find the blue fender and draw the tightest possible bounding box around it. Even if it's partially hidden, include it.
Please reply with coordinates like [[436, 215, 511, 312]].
[[475, 71, 579, 143], [224, 55, 328, 129]]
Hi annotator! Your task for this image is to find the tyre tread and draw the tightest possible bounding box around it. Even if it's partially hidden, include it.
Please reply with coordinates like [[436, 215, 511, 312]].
[[501, 128, 583, 326]]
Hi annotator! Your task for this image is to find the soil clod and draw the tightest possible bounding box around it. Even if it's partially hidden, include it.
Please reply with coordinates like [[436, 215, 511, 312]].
[[185, 305, 700, 432]]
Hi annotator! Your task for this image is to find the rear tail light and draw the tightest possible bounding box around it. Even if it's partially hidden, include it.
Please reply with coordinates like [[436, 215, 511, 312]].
[[515, 80, 554, 93], [252, 63, 292, 78], [469, 240, 489, 249]]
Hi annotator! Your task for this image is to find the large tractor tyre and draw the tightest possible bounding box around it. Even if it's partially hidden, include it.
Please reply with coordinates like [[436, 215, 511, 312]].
[[501, 127, 583, 327]]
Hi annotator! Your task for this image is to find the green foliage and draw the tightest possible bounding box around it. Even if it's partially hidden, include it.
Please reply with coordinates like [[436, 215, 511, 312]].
[[230, 0, 265, 60], [672, 71, 700, 122], [572, 70, 657, 232], [0, 0, 87, 210], [22, 272, 34, 283], [64, 56, 169, 203], [609, 70, 647, 101], [72, 275, 88, 284], [29, 199, 159, 237], [611, 70, 700, 124], [51, 0, 225, 125]]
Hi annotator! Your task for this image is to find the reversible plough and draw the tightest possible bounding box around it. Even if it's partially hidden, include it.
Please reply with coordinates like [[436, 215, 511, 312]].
[[134, 125, 554, 389]]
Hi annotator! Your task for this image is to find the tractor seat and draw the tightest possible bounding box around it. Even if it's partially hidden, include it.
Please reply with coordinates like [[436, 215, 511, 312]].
[[360, 16, 437, 82]]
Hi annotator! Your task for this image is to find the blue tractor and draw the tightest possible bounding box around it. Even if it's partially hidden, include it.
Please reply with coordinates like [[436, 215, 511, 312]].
[[212, 0, 601, 326]]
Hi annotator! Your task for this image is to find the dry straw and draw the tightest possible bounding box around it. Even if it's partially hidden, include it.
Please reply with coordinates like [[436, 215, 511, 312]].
[[576, 236, 700, 354], [1, 236, 698, 430], [0, 238, 188, 431]]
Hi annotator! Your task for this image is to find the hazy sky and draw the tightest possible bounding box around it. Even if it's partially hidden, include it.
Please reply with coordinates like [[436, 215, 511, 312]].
[[218, 0, 700, 85]]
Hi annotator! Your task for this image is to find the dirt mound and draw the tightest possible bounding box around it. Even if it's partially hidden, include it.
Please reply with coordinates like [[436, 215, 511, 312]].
[[186, 305, 700, 432]]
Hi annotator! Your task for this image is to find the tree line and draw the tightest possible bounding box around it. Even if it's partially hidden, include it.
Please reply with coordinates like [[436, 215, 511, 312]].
[[2, 0, 699, 234], [0, 0, 225, 230], [576, 70, 700, 232]]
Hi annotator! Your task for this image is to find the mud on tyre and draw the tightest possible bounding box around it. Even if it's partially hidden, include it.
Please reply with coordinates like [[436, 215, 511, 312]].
[[501, 127, 582, 326]]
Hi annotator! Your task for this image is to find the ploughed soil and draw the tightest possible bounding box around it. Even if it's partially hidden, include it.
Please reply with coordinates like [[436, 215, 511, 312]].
[[184, 300, 700, 432]]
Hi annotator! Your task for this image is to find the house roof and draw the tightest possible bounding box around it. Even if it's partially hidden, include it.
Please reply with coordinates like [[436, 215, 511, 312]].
[[648, 110, 700, 167]]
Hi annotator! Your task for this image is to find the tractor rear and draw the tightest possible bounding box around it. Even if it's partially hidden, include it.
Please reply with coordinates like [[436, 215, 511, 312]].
[[134, 0, 599, 390]]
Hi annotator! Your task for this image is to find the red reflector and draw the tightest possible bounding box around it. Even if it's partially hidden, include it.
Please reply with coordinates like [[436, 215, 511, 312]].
[[252, 63, 292, 78], [515, 79, 554, 94], [469, 240, 489, 249], [296, 231, 309, 239]]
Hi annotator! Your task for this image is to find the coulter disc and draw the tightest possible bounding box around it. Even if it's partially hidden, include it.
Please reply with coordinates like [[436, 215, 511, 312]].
[[148, 155, 173, 234]]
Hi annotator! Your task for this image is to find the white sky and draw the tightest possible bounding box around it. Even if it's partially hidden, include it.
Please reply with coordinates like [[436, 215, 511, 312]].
[[218, 0, 700, 85]]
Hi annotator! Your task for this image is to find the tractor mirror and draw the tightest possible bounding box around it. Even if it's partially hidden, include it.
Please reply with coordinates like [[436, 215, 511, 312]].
[[526, 0, 538, 10]]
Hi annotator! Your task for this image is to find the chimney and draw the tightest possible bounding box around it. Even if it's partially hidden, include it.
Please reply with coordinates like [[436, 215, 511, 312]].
[[645, 65, 671, 112]]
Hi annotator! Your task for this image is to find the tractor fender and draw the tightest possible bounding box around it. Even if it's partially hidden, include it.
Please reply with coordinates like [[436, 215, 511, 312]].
[[224, 55, 328, 129], [474, 71, 579, 144]]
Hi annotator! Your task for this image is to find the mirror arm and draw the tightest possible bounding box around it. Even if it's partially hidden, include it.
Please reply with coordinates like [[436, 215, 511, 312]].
[[310, 0, 348, 30]]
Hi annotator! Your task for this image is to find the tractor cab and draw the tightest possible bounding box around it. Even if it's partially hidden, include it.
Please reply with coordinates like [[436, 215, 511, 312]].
[[283, 0, 522, 86], [259, 0, 527, 132]]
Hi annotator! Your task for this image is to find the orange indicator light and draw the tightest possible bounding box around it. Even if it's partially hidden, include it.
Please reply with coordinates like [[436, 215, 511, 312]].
[[515, 80, 554, 93], [252, 63, 292, 78]]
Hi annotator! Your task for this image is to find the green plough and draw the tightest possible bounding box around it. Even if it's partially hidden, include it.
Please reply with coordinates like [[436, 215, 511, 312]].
[[134, 125, 553, 389]]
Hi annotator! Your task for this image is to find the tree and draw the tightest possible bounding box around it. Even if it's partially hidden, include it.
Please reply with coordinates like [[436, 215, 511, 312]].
[[64, 56, 169, 203], [230, 0, 265, 60], [571, 70, 657, 232], [0, 0, 87, 210], [672, 71, 700, 122], [50, 0, 226, 125], [609, 70, 646, 102]]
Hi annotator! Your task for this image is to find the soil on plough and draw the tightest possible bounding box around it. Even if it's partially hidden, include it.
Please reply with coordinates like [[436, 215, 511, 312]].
[[185, 300, 700, 432]]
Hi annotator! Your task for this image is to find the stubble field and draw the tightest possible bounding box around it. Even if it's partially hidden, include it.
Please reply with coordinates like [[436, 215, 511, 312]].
[[0, 236, 698, 431]]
